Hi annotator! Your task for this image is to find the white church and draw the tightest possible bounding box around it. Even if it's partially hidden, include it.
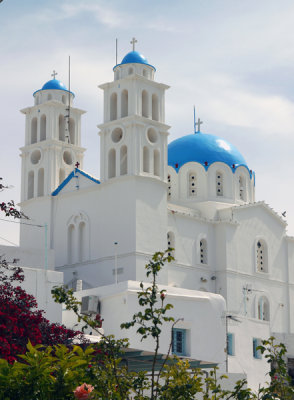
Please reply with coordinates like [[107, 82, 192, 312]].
[[2, 41, 294, 390]]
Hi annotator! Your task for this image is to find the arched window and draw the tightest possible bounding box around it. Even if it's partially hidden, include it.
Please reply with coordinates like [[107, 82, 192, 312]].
[[67, 224, 75, 264], [62, 95, 66, 104], [154, 150, 160, 177], [143, 69, 148, 78], [108, 148, 116, 179], [40, 114, 46, 141], [239, 175, 246, 201], [258, 296, 270, 321], [167, 232, 175, 257], [256, 240, 268, 272], [216, 171, 223, 196], [28, 171, 34, 199], [31, 118, 37, 144], [67, 213, 89, 265], [142, 90, 149, 118], [78, 222, 86, 262], [167, 174, 171, 199], [47, 94, 52, 101], [121, 90, 128, 118], [143, 146, 149, 173], [69, 118, 75, 144], [200, 239, 207, 264], [115, 70, 120, 80], [59, 115, 65, 141], [59, 169, 65, 185], [110, 92, 117, 121], [188, 172, 197, 196], [128, 67, 133, 75], [152, 94, 159, 121], [37, 168, 44, 197], [120, 145, 128, 175]]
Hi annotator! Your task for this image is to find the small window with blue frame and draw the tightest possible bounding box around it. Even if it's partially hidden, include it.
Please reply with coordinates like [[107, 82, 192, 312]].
[[227, 333, 235, 356], [253, 338, 262, 359], [172, 328, 186, 356]]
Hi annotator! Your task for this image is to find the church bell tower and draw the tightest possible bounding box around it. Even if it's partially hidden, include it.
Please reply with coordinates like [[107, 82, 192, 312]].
[[98, 38, 170, 182], [20, 73, 86, 202]]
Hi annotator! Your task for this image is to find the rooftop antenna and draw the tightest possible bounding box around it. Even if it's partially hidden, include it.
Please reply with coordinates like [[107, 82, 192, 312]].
[[65, 56, 71, 144], [194, 106, 203, 134], [116, 38, 118, 65]]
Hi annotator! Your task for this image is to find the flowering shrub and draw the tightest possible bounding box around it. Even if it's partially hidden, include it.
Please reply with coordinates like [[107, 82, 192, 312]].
[[0, 259, 79, 362], [74, 383, 94, 399]]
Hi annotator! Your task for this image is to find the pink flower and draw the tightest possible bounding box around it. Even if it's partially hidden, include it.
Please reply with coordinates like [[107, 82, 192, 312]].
[[74, 383, 94, 399]]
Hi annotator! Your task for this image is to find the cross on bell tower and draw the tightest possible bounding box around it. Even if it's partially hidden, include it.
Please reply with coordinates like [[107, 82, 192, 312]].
[[51, 70, 58, 79], [130, 37, 138, 51]]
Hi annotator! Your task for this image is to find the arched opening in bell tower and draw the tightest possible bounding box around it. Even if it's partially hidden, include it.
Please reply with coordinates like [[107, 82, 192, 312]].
[[143, 146, 150, 173], [69, 118, 75, 145], [120, 145, 128, 175], [154, 149, 160, 176], [59, 115, 65, 141], [31, 118, 37, 144], [28, 171, 34, 199], [37, 168, 44, 197], [152, 94, 159, 121], [110, 93, 117, 121], [108, 148, 116, 178], [142, 90, 149, 118], [40, 114, 46, 141], [121, 90, 128, 118]]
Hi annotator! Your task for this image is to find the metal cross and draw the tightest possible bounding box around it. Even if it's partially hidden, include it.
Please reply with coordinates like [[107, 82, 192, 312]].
[[195, 118, 203, 133], [130, 37, 137, 51], [51, 70, 58, 79], [75, 161, 80, 169]]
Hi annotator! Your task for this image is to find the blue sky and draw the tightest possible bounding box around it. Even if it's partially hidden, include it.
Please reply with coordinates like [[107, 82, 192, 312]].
[[1, 0, 294, 245]]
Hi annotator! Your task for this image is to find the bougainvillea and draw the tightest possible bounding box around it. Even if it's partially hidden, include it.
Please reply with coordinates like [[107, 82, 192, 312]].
[[0, 258, 79, 363], [0, 178, 80, 362]]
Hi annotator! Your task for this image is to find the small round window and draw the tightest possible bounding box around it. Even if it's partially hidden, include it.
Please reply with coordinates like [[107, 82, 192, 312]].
[[111, 127, 123, 143], [63, 150, 73, 165], [147, 128, 157, 143], [30, 150, 41, 164]]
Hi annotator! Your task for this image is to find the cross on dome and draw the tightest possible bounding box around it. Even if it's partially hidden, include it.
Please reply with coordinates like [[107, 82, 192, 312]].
[[130, 37, 138, 51], [75, 161, 80, 169], [195, 118, 203, 133], [51, 70, 58, 80], [193, 106, 203, 134]]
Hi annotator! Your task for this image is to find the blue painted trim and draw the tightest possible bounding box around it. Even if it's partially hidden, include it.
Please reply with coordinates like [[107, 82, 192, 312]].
[[52, 168, 100, 196], [169, 161, 254, 180], [33, 88, 75, 97], [113, 61, 156, 71]]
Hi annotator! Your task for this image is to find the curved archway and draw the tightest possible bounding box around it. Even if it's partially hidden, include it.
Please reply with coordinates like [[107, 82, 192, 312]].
[[108, 148, 116, 178], [142, 90, 149, 118], [110, 92, 117, 121], [121, 90, 128, 118], [257, 296, 270, 321], [40, 114, 46, 141], [31, 118, 37, 144], [120, 145, 128, 175], [152, 94, 159, 121]]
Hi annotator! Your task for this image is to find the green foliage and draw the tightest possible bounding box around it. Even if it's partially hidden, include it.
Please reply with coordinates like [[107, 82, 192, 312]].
[[2, 251, 294, 399]]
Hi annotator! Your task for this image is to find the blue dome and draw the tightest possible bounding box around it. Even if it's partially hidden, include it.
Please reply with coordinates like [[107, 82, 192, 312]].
[[114, 51, 156, 70], [33, 79, 74, 96], [41, 79, 68, 91], [168, 132, 249, 173]]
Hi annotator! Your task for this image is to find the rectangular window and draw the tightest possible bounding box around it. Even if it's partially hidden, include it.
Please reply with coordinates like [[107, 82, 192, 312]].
[[172, 328, 186, 356], [253, 338, 262, 359], [227, 333, 235, 356]]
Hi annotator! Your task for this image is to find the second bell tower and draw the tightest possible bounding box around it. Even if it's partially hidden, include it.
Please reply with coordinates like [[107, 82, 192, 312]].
[[98, 40, 170, 183]]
